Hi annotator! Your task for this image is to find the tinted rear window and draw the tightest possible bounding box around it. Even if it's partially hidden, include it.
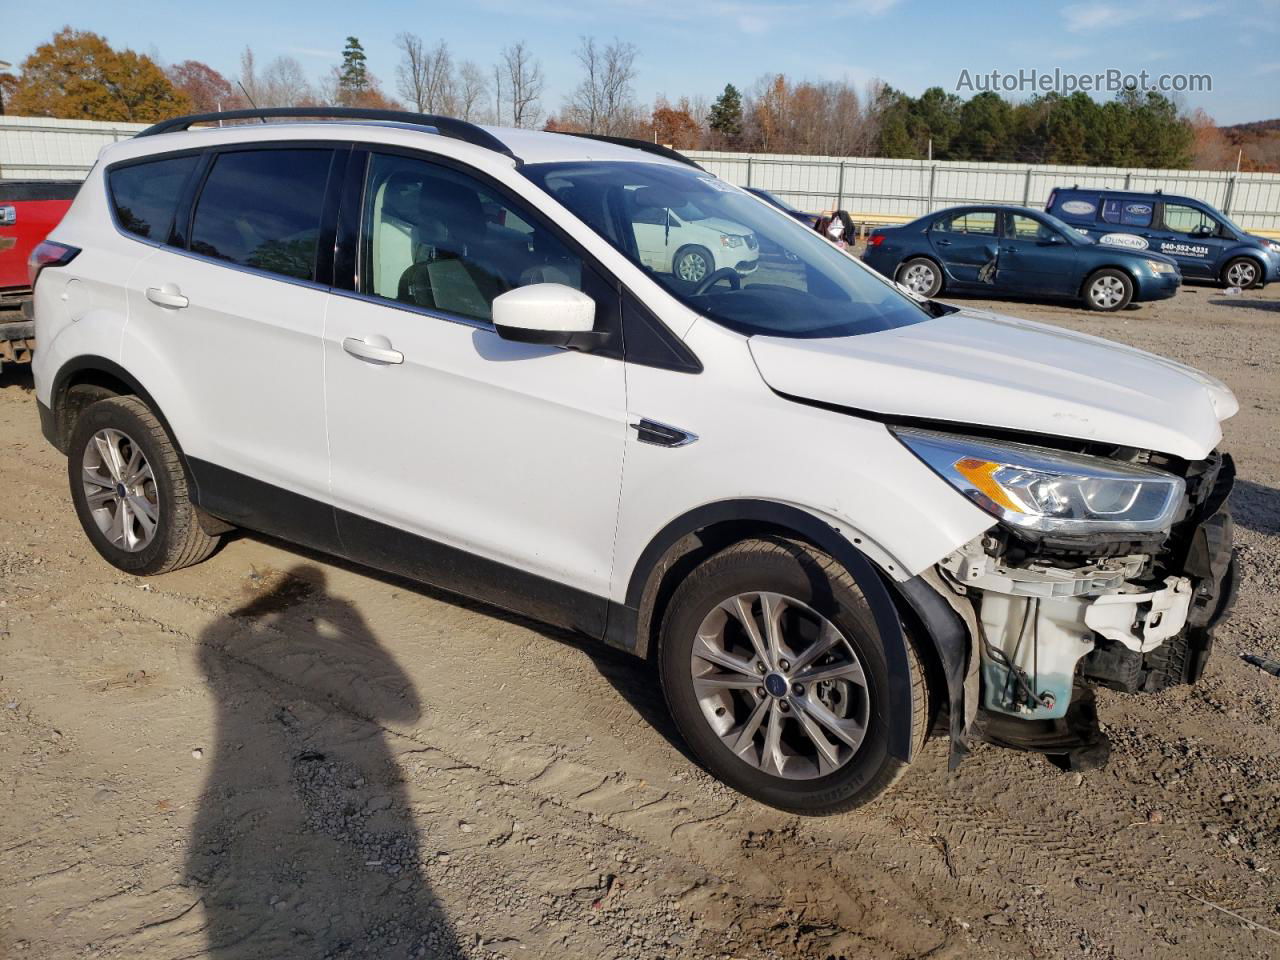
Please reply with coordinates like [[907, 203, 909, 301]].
[[189, 149, 333, 282], [108, 156, 198, 241], [1053, 195, 1100, 220], [0, 181, 81, 203]]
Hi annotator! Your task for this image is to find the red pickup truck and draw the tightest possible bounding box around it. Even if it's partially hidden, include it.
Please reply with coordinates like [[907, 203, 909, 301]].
[[1, 180, 80, 370]]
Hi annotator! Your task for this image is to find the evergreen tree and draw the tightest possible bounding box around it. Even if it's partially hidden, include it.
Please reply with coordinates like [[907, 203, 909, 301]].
[[338, 36, 369, 101], [708, 83, 743, 140], [952, 91, 1012, 161]]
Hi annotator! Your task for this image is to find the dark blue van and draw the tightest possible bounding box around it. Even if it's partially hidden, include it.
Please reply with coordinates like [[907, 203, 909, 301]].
[[1047, 187, 1280, 289]]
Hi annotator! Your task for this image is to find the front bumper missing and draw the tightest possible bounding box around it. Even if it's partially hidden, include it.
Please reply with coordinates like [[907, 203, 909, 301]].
[[933, 453, 1236, 767]]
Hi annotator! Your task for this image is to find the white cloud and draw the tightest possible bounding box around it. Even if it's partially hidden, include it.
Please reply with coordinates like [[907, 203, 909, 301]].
[[1061, 0, 1216, 31], [1061, 3, 1140, 31], [845, 0, 905, 14], [286, 47, 341, 61]]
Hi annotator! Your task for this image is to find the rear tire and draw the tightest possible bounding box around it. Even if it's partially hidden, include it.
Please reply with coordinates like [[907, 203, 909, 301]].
[[1083, 268, 1133, 311], [68, 396, 220, 576], [658, 537, 930, 815], [1221, 256, 1261, 289], [896, 257, 943, 297]]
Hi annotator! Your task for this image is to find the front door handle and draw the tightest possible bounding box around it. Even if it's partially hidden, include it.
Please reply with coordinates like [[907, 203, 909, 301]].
[[342, 335, 403, 365], [146, 284, 188, 309]]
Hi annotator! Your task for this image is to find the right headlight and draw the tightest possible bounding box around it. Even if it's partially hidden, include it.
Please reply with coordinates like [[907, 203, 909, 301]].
[[893, 428, 1185, 536]]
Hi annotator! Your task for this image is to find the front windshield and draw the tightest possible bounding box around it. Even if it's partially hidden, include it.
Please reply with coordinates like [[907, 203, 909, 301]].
[[523, 161, 933, 339]]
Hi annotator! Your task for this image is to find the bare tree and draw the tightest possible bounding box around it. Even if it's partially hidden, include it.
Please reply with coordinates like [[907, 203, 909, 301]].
[[238, 47, 261, 105], [500, 41, 543, 128], [239, 47, 313, 107], [456, 61, 488, 121], [394, 34, 455, 114], [262, 56, 314, 107], [564, 36, 639, 135]]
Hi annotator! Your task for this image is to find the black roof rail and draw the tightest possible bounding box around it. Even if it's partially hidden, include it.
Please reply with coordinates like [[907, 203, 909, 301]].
[[136, 107, 518, 161], [554, 132, 704, 170]]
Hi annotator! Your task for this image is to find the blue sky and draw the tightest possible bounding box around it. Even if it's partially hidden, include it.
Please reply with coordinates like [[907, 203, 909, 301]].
[[2, 0, 1278, 124]]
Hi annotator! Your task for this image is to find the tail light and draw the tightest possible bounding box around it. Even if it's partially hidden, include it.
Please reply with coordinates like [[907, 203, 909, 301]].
[[867, 233, 885, 247], [27, 240, 79, 288]]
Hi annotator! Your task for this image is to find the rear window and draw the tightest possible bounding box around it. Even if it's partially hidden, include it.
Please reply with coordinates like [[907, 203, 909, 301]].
[[108, 155, 199, 242], [1053, 196, 1099, 220], [933, 211, 997, 235], [1102, 199, 1153, 227], [189, 149, 333, 282]]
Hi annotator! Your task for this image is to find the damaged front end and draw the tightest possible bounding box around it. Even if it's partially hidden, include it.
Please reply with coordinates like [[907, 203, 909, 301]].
[[896, 429, 1237, 770]]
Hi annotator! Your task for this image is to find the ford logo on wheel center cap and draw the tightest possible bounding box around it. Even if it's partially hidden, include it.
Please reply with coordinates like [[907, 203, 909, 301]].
[[764, 673, 789, 698]]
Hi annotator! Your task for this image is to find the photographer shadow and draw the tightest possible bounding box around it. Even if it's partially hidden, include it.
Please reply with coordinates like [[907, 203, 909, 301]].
[[186, 563, 461, 958]]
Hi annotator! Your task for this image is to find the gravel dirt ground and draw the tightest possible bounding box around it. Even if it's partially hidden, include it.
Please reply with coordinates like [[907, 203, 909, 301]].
[[1, 281, 1278, 960]]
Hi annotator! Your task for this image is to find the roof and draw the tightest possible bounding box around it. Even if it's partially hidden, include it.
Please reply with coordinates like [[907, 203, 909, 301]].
[[484, 126, 685, 166], [131, 109, 695, 170], [1055, 185, 1194, 202]]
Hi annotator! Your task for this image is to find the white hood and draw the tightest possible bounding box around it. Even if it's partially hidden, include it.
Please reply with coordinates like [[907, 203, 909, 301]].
[[748, 307, 1237, 461]]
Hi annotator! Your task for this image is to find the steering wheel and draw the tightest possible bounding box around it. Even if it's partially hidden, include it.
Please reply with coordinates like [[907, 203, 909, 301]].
[[692, 267, 742, 295]]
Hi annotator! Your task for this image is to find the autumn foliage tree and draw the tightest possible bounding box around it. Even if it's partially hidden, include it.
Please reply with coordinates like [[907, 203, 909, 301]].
[[9, 27, 190, 121], [652, 97, 702, 149], [166, 60, 234, 113]]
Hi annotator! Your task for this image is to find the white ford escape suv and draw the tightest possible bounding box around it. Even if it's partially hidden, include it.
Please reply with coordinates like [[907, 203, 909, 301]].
[[31, 109, 1238, 814]]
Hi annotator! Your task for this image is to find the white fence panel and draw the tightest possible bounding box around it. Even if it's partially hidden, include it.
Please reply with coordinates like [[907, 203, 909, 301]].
[[687, 150, 1280, 233], [0, 116, 147, 180]]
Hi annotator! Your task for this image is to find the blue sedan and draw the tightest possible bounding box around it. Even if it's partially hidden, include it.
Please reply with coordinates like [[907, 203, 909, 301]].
[[861, 205, 1181, 311]]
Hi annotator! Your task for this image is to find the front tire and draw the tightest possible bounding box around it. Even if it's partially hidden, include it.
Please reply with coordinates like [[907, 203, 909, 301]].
[[68, 395, 220, 575], [896, 257, 943, 297], [673, 245, 713, 285], [1083, 268, 1133, 311], [659, 537, 930, 815], [1221, 256, 1261, 289]]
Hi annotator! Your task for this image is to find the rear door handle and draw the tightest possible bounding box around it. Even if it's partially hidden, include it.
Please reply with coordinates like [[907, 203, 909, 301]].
[[146, 284, 188, 309], [342, 335, 403, 365], [935, 238, 952, 246]]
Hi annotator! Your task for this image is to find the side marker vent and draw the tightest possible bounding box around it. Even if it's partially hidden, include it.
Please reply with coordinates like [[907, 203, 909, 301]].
[[632, 418, 698, 448]]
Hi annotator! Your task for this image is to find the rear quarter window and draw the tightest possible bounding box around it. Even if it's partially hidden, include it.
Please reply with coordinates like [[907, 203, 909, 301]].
[[1055, 196, 1099, 220], [108, 155, 199, 241]]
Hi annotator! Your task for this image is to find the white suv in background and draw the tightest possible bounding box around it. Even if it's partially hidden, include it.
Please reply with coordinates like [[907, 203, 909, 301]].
[[31, 109, 1238, 814]]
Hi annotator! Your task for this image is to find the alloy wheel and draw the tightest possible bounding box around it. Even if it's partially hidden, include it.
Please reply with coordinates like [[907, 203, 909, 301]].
[[1226, 261, 1257, 287], [677, 251, 709, 283], [901, 262, 936, 294], [1090, 275, 1126, 308], [689, 592, 870, 780], [81, 428, 160, 552]]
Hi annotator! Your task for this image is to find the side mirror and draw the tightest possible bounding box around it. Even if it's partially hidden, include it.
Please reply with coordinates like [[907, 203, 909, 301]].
[[1038, 233, 1064, 245], [493, 283, 605, 350]]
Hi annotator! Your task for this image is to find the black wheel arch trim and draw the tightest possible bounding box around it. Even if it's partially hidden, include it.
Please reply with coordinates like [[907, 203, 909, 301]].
[[49, 356, 188, 462], [610, 498, 917, 762]]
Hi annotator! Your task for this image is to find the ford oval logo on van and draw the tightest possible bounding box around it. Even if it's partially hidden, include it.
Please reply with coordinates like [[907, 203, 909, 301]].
[[1061, 200, 1096, 215], [1099, 233, 1149, 250], [1126, 203, 1152, 216]]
